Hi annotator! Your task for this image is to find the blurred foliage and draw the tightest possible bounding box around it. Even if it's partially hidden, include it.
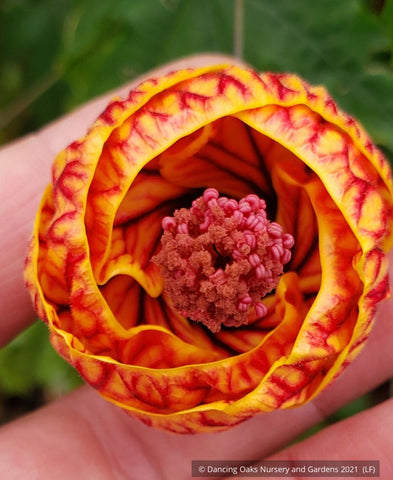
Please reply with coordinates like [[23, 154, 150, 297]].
[[0, 321, 81, 397], [1, 0, 393, 422], [0, 322, 83, 423], [1, 0, 393, 153]]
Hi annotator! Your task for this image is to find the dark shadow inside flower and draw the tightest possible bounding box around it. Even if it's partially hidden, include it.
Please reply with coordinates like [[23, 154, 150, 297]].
[[39, 117, 360, 372], [39, 104, 369, 402], [86, 116, 328, 363]]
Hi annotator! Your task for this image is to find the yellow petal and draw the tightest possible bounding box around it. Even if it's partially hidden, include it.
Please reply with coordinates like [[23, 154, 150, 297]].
[[25, 64, 393, 433]]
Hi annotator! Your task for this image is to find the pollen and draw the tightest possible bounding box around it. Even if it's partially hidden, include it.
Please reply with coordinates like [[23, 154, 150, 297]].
[[153, 188, 294, 333]]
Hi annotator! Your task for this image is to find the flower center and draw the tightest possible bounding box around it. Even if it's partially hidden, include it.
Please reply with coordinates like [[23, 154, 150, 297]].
[[153, 188, 294, 333]]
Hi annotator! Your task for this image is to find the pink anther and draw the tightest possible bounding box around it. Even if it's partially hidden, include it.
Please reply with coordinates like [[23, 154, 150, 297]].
[[207, 198, 218, 209], [177, 223, 189, 234], [268, 222, 283, 238], [244, 194, 261, 210], [237, 302, 248, 313], [255, 264, 267, 279], [232, 248, 244, 260], [238, 199, 252, 213], [281, 250, 292, 264], [283, 233, 295, 248], [210, 268, 226, 285], [271, 244, 283, 260], [253, 219, 267, 233], [199, 213, 213, 231], [203, 188, 219, 203], [243, 231, 256, 249], [237, 294, 252, 313], [240, 294, 252, 304], [246, 214, 259, 229], [222, 198, 238, 214], [162, 216, 176, 231], [233, 209, 245, 226], [248, 253, 261, 267], [217, 196, 229, 208], [255, 302, 268, 318]]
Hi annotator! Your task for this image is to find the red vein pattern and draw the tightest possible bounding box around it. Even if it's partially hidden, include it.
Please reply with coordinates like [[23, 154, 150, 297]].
[[25, 65, 393, 433]]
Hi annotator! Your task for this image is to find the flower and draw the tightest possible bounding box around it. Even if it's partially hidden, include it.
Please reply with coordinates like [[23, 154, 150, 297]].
[[25, 64, 393, 434]]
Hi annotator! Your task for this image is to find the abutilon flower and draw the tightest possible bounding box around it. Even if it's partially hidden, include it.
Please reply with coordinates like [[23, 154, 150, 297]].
[[25, 64, 393, 433]]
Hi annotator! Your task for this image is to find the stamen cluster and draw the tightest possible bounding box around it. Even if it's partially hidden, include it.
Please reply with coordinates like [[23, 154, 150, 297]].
[[154, 188, 294, 333]]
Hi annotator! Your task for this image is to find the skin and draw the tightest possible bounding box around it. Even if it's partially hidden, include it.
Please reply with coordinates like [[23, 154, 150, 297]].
[[0, 54, 393, 480]]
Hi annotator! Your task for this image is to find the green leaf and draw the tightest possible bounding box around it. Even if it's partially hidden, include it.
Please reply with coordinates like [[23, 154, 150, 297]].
[[0, 322, 82, 398], [382, 0, 393, 54], [243, 0, 393, 158], [244, 0, 388, 75]]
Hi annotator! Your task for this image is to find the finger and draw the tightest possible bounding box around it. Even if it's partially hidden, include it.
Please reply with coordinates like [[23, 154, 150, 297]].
[[111, 293, 393, 466], [0, 387, 154, 480], [0, 295, 392, 480], [268, 396, 393, 479], [0, 53, 243, 346], [0, 386, 320, 480]]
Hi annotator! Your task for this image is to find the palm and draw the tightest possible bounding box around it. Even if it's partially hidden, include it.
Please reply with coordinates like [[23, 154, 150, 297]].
[[1, 56, 392, 480]]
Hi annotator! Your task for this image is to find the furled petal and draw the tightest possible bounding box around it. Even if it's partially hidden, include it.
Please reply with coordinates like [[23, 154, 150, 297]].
[[25, 65, 393, 433]]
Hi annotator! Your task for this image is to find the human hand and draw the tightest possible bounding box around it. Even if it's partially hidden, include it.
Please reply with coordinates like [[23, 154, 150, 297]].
[[1, 54, 393, 480]]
